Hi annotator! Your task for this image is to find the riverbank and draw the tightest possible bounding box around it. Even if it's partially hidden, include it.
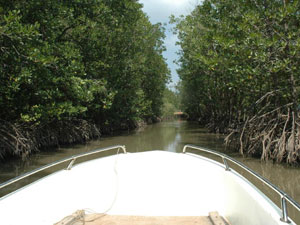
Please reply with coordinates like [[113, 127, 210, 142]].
[[0, 1, 169, 160], [0, 119, 152, 160]]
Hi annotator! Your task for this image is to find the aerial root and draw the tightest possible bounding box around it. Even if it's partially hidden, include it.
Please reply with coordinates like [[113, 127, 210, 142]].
[[225, 97, 300, 164], [0, 119, 101, 159]]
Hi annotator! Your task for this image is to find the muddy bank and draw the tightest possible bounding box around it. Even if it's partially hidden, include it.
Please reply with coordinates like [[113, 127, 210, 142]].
[[0, 119, 150, 160]]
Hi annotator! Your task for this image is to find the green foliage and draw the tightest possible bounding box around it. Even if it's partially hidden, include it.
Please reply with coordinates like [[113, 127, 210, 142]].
[[173, 0, 300, 131], [162, 88, 180, 119], [0, 0, 169, 131], [173, 0, 300, 163]]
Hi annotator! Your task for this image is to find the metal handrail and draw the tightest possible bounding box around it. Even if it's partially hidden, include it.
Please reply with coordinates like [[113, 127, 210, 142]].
[[0, 145, 126, 191], [183, 144, 300, 224]]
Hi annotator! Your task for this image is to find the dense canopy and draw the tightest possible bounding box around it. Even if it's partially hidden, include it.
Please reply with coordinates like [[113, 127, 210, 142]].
[[174, 0, 300, 164], [0, 0, 169, 158]]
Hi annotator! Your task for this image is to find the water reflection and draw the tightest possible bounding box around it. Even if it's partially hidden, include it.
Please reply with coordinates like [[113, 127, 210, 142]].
[[0, 121, 299, 222], [166, 133, 181, 152]]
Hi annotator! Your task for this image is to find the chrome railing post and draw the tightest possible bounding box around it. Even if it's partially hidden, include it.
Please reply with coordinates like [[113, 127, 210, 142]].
[[222, 157, 230, 171], [66, 158, 76, 170], [120, 146, 127, 154], [280, 195, 291, 223]]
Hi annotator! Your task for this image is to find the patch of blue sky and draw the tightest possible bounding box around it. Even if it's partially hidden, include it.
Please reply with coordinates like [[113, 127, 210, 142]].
[[139, 0, 201, 88]]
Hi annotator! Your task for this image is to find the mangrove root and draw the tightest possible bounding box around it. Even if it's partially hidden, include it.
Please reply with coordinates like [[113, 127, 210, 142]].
[[0, 119, 101, 160], [225, 92, 300, 165]]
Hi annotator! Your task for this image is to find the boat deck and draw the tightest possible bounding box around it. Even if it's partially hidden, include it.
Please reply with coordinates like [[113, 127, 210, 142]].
[[1, 150, 293, 225], [55, 211, 230, 225]]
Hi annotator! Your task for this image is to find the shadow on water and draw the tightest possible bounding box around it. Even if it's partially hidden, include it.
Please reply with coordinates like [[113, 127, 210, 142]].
[[0, 120, 299, 223]]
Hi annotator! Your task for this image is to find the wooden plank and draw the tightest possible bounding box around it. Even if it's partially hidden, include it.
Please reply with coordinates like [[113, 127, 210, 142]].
[[84, 214, 214, 225], [209, 211, 230, 225], [55, 211, 231, 225]]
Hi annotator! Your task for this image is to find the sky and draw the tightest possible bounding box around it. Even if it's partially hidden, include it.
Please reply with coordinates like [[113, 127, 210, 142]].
[[139, 0, 200, 88]]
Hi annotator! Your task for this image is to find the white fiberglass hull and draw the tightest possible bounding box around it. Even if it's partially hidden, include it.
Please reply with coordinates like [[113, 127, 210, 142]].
[[0, 150, 296, 225]]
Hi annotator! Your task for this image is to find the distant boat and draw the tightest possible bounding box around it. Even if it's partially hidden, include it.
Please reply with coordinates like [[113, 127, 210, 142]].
[[0, 145, 299, 225], [173, 111, 188, 120]]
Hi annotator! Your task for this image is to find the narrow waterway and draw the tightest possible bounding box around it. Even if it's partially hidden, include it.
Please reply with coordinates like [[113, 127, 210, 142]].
[[0, 121, 300, 222]]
